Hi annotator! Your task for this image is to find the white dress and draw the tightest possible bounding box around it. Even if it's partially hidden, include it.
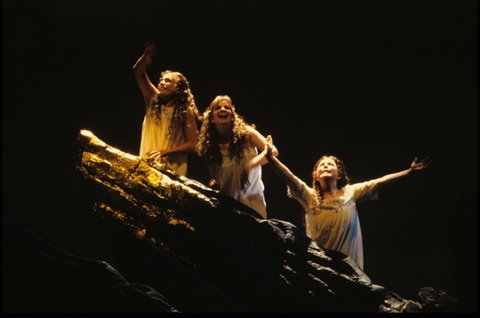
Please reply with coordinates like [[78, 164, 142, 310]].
[[215, 146, 267, 218], [139, 102, 187, 176], [288, 179, 379, 270]]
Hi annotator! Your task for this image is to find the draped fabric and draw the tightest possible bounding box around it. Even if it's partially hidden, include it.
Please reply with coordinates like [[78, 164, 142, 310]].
[[139, 102, 187, 176], [215, 146, 266, 218], [288, 179, 379, 270]]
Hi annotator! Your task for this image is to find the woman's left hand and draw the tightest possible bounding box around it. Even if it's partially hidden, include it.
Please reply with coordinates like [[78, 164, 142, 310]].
[[143, 41, 157, 66], [410, 156, 431, 171]]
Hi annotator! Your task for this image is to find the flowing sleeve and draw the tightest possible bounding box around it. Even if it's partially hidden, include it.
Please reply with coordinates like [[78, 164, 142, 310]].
[[348, 180, 380, 203], [287, 178, 315, 209]]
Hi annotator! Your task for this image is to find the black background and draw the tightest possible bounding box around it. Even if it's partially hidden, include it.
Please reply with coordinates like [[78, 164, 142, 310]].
[[3, 0, 477, 302]]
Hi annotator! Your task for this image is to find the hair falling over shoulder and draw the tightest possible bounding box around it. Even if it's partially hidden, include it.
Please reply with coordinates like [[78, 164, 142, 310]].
[[152, 71, 202, 138], [197, 95, 251, 166]]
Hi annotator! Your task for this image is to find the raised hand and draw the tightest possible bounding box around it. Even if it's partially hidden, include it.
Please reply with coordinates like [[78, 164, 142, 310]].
[[143, 41, 157, 66], [410, 156, 431, 171]]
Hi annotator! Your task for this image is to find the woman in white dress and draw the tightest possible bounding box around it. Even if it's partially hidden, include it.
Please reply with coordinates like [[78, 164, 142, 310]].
[[264, 136, 430, 270], [133, 42, 201, 176], [197, 95, 278, 219]]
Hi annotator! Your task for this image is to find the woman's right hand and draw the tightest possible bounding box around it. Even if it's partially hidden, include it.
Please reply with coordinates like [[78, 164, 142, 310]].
[[264, 135, 274, 160]]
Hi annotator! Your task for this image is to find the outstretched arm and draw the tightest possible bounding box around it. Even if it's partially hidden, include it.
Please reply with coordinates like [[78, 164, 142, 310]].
[[374, 157, 431, 189], [264, 135, 301, 191], [133, 41, 159, 112], [245, 126, 279, 168]]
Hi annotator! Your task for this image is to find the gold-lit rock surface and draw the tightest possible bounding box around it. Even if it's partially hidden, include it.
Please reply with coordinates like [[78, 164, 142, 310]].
[[77, 129, 225, 266], [76, 130, 427, 312]]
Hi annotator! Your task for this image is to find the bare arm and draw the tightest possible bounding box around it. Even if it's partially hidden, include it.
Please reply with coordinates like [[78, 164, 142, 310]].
[[241, 127, 279, 189], [245, 126, 279, 169], [133, 41, 158, 112], [146, 106, 198, 159], [264, 135, 301, 191], [373, 157, 431, 189]]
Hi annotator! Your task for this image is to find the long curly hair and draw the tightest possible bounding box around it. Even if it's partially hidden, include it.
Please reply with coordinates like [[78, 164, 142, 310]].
[[151, 70, 202, 138], [312, 155, 351, 203], [197, 95, 252, 166]]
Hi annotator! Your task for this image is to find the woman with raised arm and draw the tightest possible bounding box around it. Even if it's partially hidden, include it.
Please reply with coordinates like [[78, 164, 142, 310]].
[[264, 136, 430, 270], [197, 95, 278, 219], [133, 41, 201, 176]]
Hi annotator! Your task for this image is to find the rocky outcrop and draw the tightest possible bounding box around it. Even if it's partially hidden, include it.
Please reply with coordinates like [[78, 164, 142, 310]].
[[73, 130, 425, 312], [3, 216, 178, 313], [3, 130, 461, 312], [417, 287, 459, 313]]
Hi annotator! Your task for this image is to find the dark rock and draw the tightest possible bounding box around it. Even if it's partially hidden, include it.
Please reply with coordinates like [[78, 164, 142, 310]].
[[2, 216, 178, 313], [417, 287, 459, 313], [72, 130, 427, 312], [3, 129, 440, 312]]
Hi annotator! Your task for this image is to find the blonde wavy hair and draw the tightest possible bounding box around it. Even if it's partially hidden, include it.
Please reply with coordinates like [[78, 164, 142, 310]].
[[197, 95, 253, 166], [152, 70, 202, 138]]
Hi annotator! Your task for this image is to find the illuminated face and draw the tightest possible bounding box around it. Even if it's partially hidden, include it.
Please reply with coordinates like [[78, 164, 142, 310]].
[[157, 73, 177, 101], [210, 100, 234, 125], [316, 158, 341, 181]]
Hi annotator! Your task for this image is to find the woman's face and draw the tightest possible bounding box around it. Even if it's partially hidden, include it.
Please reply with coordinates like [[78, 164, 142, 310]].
[[157, 73, 177, 101], [315, 158, 341, 181], [210, 100, 234, 125]]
